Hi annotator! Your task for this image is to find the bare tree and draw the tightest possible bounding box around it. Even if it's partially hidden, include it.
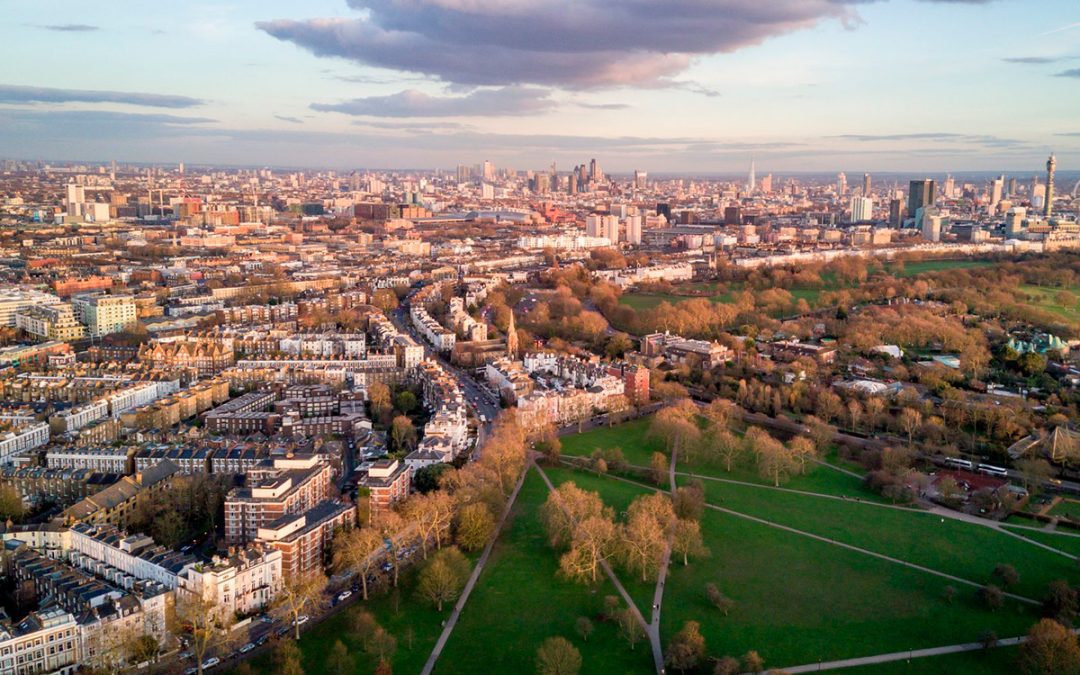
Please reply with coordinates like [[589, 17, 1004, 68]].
[[332, 527, 384, 601], [273, 570, 328, 640], [170, 592, 238, 675]]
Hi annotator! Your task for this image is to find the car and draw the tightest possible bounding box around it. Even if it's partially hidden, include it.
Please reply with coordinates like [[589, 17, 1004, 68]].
[[276, 627, 290, 637], [336, 590, 352, 602], [296, 615, 310, 626], [184, 668, 198, 675], [202, 657, 220, 670], [179, 651, 193, 660], [256, 635, 270, 646], [259, 614, 274, 624], [239, 643, 255, 654]]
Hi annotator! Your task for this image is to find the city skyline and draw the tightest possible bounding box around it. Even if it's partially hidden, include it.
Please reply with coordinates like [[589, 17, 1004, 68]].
[[2, 0, 1079, 171]]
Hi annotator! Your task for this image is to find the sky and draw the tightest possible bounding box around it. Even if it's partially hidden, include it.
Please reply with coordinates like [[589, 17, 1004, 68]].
[[1, 0, 1078, 173]]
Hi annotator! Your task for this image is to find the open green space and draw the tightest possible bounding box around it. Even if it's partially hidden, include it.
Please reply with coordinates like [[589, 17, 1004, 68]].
[[687, 476, 1076, 600], [560, 417, 664, 467], [244, 563, 451, 675], [435, 469, 654, 675], [890, 259, 997, 277], [661, 506, 1036, 668], [1000, 525, 1080, 558], [1048, 498, 1080, 520], [839, 646, 1020, 674], [1018, 284, 1080, 323]]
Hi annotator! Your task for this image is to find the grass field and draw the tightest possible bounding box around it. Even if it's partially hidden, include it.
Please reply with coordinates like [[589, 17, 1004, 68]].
[[661, 507, 1036, 668], [840, 646, 1020, 674], [1000, 526, 1080, 558], [617, 282, 820, 313], [1018, 284, 1080, 323], [436, 469, 655, 674], [890, 259, 997, 277], [245, 562, 452, 675], [1048, 498, 1080, 520], [560, 417, 664, 467]]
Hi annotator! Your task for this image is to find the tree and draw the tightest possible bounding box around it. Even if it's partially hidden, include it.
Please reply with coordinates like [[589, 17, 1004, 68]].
[[665, 621, 706, 673], [618, 495, 672, 582], [326, 640, 354, 675], [395, 390, 418, 415], [414, 463, 451, 494], [672, 519, 709, 566], [273, 570, 328, 640], [372, 288, 399, 312], [1043, 579, 1079, 627], [747, 428, 798, 487], [980, 630, 998, 650], [617, 608, 645, 650], [743, 651, 766, 674], [673, 482, 705, 521], [788, 436, 817, 475], [391, 415, 418, 454], [560, 516, 616, 585], [804, 416, 836, 453], [0, 484, 25, 522], [979, 584, 1004, 612], [1019, 618, 1080, 675], [404, 490, 454, 559], [575, 617, 594, 642], [943, 585, 957, 605], [171, 593, 237, 675], [540, 482, 611, 549], [455, 502, 495, 552], [710, 428, 745, 473], [993, 564, 1020, 590], [366, 626, 398, 668], [714, 656, 741, 675], [650, 452, 670, 488], [273, 640, 303, 675], [649, 400, 701, 456], [899, 408, 923, 448], [536, 636, 582, 675], [1016, 458, 1053, 494], [369, 382, 392, 420], [416, 546, 470, 612], [374, 510, 408, 587], [706, 583, 736, 616], [332, 527, 383, 600]]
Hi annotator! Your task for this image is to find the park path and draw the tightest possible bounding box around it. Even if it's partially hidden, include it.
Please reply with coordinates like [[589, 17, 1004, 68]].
[[777, 627, 1080, 673], [589, 468, 1042, 606], [420, 460, 532, 675], [533, 463, 663, 674], [668, 462, 1078, 561], [645, 448, 679, 672]]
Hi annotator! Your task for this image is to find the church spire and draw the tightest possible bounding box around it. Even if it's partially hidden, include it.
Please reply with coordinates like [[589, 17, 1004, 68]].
[[506, 308, 519, 360]]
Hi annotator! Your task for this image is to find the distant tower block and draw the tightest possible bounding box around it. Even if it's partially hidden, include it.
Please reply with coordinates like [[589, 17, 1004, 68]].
[[747, 158, 756, 193], [1046, 154, 1056, 217]]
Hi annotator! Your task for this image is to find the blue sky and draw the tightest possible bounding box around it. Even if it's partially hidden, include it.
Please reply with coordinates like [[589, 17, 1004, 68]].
[[1, 0, 1078, 172]]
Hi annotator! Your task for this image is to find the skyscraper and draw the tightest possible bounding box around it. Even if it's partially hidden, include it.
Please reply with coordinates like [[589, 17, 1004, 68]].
[[850, 196, 873, 222], [1045, 154, 1056, 217], [990, 175, 1004, 212], [747, 158, 756, 193], [943, 175, 955, 199], [760, 174, 773, 193], [1007, 177, 1018, 199], [908, 179, 936, 225], [634, 170, 647, 190], [888, 198, 904, 228], [862, 173, 872, 197], [837, 172, 847, 195]]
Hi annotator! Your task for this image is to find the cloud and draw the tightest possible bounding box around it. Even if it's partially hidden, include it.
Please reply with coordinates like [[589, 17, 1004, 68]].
[[311, 86, 555, 117], [274, 115, 304, 124], [1056, 68, 1080, 78], [828, 132, 1023, 145], [258, 1, 995, 89], [0, 84, 204, 108], [575, 102, 632, 111], [353, 120, 471, 131], [1002, 56, 1059, 64], [34, 24, 99, 32]]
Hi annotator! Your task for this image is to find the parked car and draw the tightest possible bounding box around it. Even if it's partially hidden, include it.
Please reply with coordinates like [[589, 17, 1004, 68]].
[[239, 643, 255, 654], [336, 590, 352, 602], [296, 615, 310, 626], [202, 657, 220, 670]]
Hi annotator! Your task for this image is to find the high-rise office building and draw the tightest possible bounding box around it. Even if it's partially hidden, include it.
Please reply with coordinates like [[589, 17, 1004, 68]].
[[888, 199, 904, 228], [482, 160, 495, 182], [760, 174, 773, 193], [634, 170, 647, 190], [747, 158, 756, 193], [850, 196, 873, 222], [837, 172, 847, 195], [990, 175, 1004, 212], [943, 175, 955, 199], [1045, 154, 1056, 217], [862, 173, 872, 197], [908, 179, 936, 225], [1007, 177, 1018, 199]]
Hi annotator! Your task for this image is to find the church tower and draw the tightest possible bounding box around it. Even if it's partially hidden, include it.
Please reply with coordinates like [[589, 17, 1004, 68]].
[[506, 309, 519, 360]]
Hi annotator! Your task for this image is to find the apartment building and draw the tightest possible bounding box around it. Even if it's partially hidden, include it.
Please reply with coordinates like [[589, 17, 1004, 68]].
[[70, 294, 137, 338], [224, 454, 335, 544], [256, 500, 352, 577]]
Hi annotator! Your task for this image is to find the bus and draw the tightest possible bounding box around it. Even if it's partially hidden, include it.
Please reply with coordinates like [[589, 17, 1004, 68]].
[[943, 457, 974, 471], [977, 464, 1009, 478]]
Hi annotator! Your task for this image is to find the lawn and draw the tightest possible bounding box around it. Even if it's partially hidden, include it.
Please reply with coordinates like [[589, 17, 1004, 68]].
[[839, 646, 1021, 674], [560, 417, 665, 467], [617, 281, 819, 313], [244, 562, 451, 675], [435, 469, 655, 675], [660, 507, 1037, 668], [1048, 498, 1080, 521], [1001, 525, 1080, 558], [890, 259, 997, 277], [1018, 284, 1080, 323], [687, 476, 1077, 600]]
